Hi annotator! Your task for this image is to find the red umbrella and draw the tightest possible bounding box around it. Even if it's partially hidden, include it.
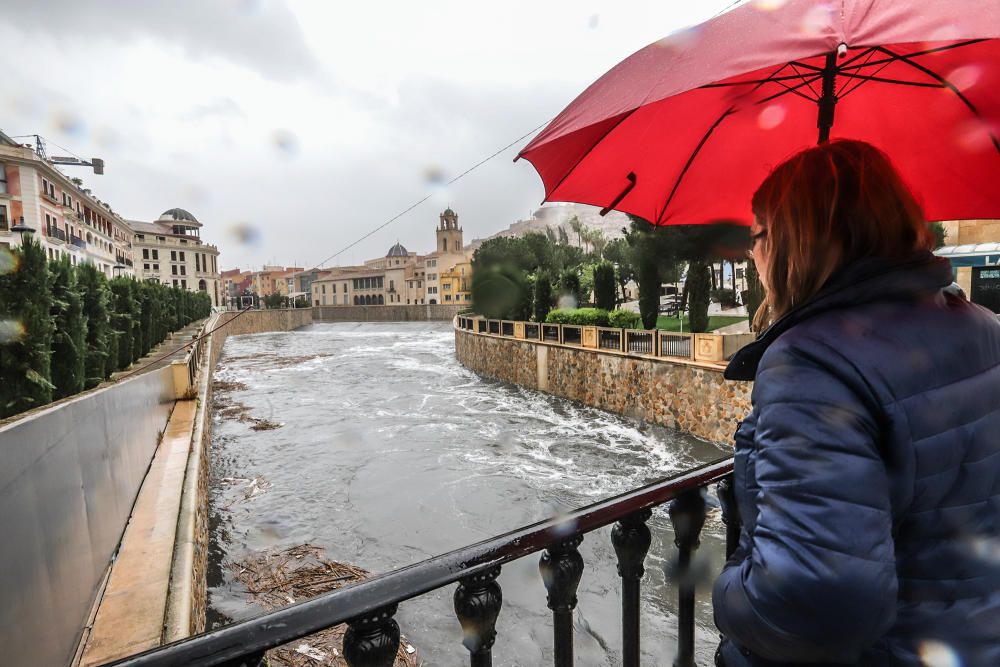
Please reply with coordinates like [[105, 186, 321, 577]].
[[517, 0, 1000, 226]]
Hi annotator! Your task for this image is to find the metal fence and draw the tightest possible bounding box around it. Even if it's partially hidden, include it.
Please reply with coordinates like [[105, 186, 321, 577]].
[[562, 325, 582, 346], [500, 321, 515, 337], [542, 323, 560, 342], [625, 330, 656, 356], [103, 459, 739, 667], [597, 327, 623, 351], [658, 333, 693, 359], [524, 323, 540, 340]]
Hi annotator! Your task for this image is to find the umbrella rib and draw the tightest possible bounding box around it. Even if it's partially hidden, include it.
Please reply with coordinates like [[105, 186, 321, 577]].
[[539, 107, 639, 204], [837, 48, 878, 97], [876, 45, 1000, 157], [656, 71, 821, 224], [700, 73, 818, 89], [839, 40, 984, 72], [837, 72, 943, 88], [789, 62, 822, 100]]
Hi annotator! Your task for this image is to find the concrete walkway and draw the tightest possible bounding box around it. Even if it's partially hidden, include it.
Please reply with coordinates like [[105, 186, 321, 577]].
[[108, 319, 206, 382], [79, 400, 197, 666]]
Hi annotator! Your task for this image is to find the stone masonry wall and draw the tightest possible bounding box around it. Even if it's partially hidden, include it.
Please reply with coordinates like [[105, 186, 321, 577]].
[[455, 328, 752, 445], [313, 304, 463, 322]]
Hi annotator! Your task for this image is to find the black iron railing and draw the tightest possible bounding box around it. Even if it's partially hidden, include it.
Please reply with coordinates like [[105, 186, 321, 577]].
[[501, 321, 515, 337], [104, 458, 738, 667], [524, 323, 540, 340], [598, 328, 623, 351], [659, 333, 693, 359], [542, 323, 560, 342], [562, 325, 582, 345], [626, 330, 655, 355]]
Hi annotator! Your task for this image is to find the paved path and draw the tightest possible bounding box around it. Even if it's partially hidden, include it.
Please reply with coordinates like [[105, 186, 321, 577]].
[[108, 319, 206, 382]]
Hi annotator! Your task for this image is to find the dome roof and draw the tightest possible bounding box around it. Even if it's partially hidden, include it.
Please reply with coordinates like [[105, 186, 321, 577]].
[[443, 207, 456, 217], [386, 242, 409, 258], [158, 208, 200, 224]]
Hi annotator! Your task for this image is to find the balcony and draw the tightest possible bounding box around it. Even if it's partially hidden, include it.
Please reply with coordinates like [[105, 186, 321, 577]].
[[47, 226, 67, 243], [71, 236, 86, 249]]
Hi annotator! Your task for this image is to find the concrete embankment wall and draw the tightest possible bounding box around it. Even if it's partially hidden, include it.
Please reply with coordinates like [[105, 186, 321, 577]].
[[313, 304, 463, 322], [454, 326, 751, 445], [0, 365, 176, 667], [164, 307, 312, 641]]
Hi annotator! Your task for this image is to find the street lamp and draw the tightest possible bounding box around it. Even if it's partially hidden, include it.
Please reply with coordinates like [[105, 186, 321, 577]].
[[10, 216, 35, 245], [112, 262, 127, 278]]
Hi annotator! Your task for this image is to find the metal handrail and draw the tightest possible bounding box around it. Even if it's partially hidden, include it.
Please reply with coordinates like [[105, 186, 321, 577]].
[[105, 458, 736, 667]]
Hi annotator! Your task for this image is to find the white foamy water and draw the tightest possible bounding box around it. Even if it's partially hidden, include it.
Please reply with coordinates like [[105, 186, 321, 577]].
[[208, 322, 732, 666]]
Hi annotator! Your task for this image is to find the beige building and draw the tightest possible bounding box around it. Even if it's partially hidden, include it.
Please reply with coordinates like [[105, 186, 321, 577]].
[[935, 219, 1000, 296], [129, 208, 222, 306], [0, 130, 135, 275], [311, 208, 472, 307]]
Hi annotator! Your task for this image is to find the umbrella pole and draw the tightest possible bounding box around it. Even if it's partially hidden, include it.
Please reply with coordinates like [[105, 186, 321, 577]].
[[817, 50, 839, 144]]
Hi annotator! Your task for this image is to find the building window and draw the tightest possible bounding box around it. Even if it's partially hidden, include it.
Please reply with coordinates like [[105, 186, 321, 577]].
[[179, 251, 185, 261], [0, 166, 7, 194], [153, 263, 159, 270], [0, 204, 7, 232], [173, 279, 178, 286], [322, 284, 326, 293], [152, 249, 159, 260], [181, 279, 187, 289], [172, 265, 178, 275], [171, 250, 177, 261], [144, 263, 150, 270], [143, 248, 149, 259], [445, 294, 452, 301], [343, 295, 348, 305]]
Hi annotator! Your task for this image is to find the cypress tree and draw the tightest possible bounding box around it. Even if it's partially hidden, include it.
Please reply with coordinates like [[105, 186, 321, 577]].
[[592, 261, 616, 312], [744, 260, 766, 331], [533, 270, 553, 322], [77, 263, 111, 387], [0, 236, 55, 417], [687, 260, 712, 333], [109, 277, 136, 371], [559, 269, 582, 308], [49, 257, 87, 399]]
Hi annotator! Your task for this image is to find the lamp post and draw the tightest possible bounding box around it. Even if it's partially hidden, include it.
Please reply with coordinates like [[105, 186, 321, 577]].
[[10, 216, 36, 246], [112, 262, 127, 278]]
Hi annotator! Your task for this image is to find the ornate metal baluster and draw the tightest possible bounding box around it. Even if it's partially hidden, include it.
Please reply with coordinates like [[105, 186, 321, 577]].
[[669, 489, 707, 667], [612, 508, 652, 667], [343, 604, 401, 667], [454, 565, 503, 667], [716, 473, 742, 560], [539, 535, 584, 667]]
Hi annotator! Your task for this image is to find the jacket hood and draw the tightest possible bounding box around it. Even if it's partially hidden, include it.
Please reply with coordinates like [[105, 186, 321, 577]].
[[725, 253, 953, 381]]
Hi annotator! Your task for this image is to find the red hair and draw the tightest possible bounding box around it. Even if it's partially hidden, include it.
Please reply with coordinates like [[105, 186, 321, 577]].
[[751, 139, 934, 328]]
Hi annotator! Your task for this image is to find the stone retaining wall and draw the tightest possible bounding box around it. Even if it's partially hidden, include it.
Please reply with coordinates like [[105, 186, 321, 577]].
[[454, 326, 752, 445], [313, 304, 463, 322], [165, 308, 313, 641]]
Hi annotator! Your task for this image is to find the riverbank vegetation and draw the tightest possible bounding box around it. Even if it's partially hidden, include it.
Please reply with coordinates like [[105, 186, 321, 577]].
[[0, 237, 212, 419]]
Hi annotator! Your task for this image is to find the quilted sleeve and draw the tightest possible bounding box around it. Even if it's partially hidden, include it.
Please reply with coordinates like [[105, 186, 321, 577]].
[[712, 337, 897, 663]]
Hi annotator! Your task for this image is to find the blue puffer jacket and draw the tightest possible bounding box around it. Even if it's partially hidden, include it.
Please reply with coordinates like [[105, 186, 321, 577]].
[[714, 254, 1000, 667]]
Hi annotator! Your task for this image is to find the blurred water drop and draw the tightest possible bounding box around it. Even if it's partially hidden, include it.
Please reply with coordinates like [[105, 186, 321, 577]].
[[752, 0, 789, 10], [655, 25, 701, 52], [423, 165, 450, 206], [800, 4, 834, 37], [917, 640, 961, 667], [588, 14, 600, 30], [93, 126, 121, 151], [757, 104, 787, 130], [947, 64, 982, 91], [50, 110, 86, 139], [557, 294, 578, 310], [228, 222, 263, 247], [0, 247, 18, 275], [0, 319, 26, 344], [271, 129, 299, 157], [954, 119, 994, 153]]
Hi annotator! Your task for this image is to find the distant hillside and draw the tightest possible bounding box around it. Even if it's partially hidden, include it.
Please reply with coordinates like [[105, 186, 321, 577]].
[[467, 203, 629, 252]]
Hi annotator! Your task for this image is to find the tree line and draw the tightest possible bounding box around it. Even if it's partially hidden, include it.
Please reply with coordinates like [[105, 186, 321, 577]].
[[0, 237, 212, 419], [470, 215, 756, 331]]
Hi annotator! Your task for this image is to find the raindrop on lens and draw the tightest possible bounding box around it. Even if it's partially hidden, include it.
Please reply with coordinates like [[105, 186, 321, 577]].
[[228, 222, 263, 247], [50, 110, 86, 138], [947, 64, 981, 91], [752, 0, 789, 10], [757, 104, 786, 130], [0, 247, 17, 275], [800, 4, 834, 36], [917, 640, 961, 667], [0, 319, 26, 344], [271, 129, 299, 157]]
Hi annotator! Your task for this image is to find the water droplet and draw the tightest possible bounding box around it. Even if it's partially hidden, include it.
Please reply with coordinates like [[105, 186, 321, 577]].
[[0, 247, 18, 275], [228, 222, 263, 247], [271, 129, 298, 157], [757, 104, 787, 130], [800, 4, 835, 37], [954, 119, 995, 153], [947, 64, 981, 91], [0, 319, 26, 344], [752, 0, 789, 10], [557, 294, 578, 310], [655, 25, 701, 53], [917, 640, 961, 667], [50, 110, 86, 138], [588, 14, 600, 30]]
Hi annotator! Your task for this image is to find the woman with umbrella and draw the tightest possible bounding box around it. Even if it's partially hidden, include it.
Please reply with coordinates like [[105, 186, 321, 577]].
[[518, 1, 1000, 664]]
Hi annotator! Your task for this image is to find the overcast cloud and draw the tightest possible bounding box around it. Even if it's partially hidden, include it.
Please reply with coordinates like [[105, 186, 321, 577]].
[[0, 0, 735, 270]]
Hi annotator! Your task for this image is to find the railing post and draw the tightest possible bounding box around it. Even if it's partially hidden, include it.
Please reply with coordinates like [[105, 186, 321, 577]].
[[716, 474, 742, 559], [540, 535, 584, 667], [668, 489, 707, 667], [454, 566, 503, 667], [612, 508, 652, 667], [343, 604, 401, 667]]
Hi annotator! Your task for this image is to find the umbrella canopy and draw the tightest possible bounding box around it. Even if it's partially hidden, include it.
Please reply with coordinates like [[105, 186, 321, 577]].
[[517, 0, 1000, 226]]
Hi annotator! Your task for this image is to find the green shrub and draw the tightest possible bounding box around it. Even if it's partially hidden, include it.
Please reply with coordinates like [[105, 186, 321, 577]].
[[76, 264, 111, 387], [49, 257, 86, 399], [0, 237, 54, 417], [593, 261, 616, 311], [471, 264, 532, 320], [533, 270, 553, 322], [545, 307, 610, 326], [608, 309, 642, 329], [712, 288, 737, 308]]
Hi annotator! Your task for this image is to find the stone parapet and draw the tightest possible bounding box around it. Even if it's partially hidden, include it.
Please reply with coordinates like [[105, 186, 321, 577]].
[[454, 325, 752, 445], [314, 304, 463, 322]]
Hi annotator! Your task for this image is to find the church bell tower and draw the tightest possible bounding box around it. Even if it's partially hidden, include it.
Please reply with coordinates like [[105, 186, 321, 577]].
[[437, 207, 463, 254]]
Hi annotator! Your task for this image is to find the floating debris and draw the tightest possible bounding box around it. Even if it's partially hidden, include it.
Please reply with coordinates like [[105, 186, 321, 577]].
[[228, 545, 419, 666], [250, 418, 283, 431]]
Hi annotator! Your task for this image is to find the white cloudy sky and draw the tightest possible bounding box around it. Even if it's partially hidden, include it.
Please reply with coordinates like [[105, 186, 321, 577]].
[[0, 0, 737, 270]]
